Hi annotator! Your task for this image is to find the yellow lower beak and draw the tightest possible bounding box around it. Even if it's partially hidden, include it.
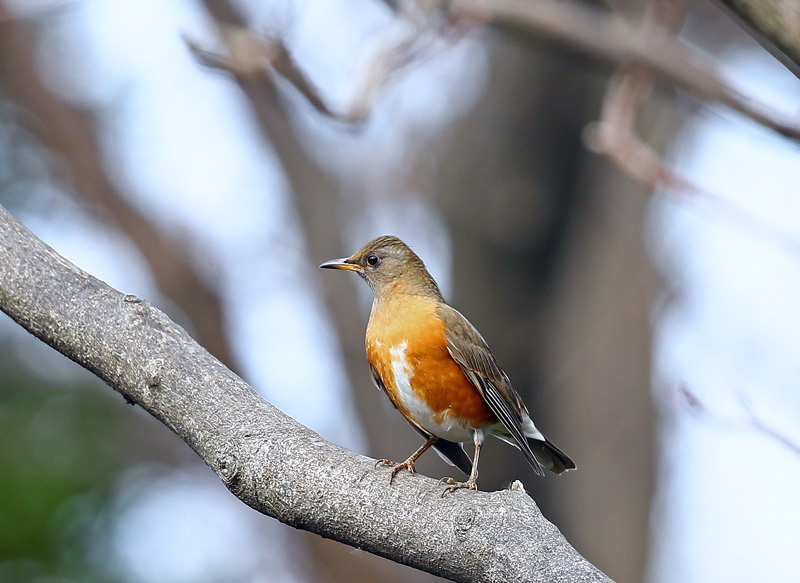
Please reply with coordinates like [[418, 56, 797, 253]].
[[319, 258, 362, 272]]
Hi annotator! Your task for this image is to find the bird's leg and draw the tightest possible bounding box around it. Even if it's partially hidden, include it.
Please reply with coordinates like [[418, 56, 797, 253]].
[[376, 436, 438, 483], [441, 430, 483, 495]]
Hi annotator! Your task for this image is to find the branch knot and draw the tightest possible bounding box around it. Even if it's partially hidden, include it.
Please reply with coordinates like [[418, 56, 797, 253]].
[[454, 507, 477, 541], [217, 448, 241, 492]]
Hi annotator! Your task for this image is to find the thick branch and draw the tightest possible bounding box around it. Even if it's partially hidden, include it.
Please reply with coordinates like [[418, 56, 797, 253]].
[[0, 206, 613, 582]]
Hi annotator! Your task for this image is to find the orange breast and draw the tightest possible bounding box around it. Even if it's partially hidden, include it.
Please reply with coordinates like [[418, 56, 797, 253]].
[[366, 294, 496, 435]]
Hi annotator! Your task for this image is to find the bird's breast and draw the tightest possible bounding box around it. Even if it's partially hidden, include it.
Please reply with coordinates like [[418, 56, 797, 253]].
[[365, 296, 496, 442]]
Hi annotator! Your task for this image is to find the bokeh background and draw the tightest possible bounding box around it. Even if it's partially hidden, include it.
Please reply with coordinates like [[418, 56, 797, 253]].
[[1, 1, 799, 582]]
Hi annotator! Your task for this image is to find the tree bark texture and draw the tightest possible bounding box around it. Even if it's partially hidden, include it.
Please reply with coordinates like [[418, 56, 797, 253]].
[[0, 205, 613, 582]]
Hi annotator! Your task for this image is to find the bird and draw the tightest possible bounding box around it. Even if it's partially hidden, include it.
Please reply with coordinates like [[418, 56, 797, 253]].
[[320, 235, 575, 493]]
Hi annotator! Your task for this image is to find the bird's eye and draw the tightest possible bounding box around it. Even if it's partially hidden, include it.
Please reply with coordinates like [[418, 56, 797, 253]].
[[367, 254, 379, 266]]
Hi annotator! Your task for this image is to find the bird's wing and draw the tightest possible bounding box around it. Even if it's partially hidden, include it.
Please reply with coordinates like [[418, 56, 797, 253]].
[[436, 304, 545, 475], [369, 364, 472, 475]]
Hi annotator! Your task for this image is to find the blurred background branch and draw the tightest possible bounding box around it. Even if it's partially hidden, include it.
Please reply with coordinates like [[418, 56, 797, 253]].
[[715, 0, 800, 76], [0, 0, 237, 372], [188, 0, 800, 188]]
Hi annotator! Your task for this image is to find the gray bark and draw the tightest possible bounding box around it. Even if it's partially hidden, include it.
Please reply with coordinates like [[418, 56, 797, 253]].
[[0, 205, 612, 582]]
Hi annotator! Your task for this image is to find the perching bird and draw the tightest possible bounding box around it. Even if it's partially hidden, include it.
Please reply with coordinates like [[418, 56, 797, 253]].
[[320, 235, 574, 493]]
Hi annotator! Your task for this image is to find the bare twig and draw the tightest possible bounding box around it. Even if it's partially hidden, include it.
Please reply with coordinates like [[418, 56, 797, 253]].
[[346, 0, 477, 121], [189, 1, 472, 123], [567, 0, 800, 259], [452, 0, 800, 141], [741, 396, 800, 456], [186, 26, 338, 119], [589, 84, 800, 259], [585, 0, 691, 188], [0, 203, 613, 583], [189, 0, 800, 140], [679, 385, 800, 456], [584, 66, 686, 189]]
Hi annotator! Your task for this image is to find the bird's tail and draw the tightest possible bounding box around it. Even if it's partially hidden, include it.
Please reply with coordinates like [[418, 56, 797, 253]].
[[527, 437, 576, 475]]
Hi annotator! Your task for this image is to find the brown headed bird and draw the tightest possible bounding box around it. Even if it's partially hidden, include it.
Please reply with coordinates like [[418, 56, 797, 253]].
[[321, 235, 574, 492]]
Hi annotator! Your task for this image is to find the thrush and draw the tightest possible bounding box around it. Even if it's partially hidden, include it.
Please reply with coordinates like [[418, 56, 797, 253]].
[[321, 235, 574, 493]]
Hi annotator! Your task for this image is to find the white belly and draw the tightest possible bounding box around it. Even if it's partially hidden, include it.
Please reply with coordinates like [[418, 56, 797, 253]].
[[390, 341, 474, 443]]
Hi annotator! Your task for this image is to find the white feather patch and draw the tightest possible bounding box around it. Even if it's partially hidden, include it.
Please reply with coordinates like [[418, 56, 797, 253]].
[[389, 341, 472, 443], [521, 416, 545, 441]]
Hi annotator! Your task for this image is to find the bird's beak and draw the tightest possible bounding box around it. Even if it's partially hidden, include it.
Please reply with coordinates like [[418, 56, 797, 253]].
[[319, 257, 362, 272]]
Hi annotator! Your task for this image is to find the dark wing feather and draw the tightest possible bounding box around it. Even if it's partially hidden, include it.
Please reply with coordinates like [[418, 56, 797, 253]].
[[436, 304, 545, 476], [369, 365, 390, 398], [369, 364, 472, 475]]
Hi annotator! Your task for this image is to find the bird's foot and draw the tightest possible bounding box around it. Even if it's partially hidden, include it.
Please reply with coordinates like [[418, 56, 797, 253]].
[[375, 458, 416, 484], [440, 476, 477, 497]]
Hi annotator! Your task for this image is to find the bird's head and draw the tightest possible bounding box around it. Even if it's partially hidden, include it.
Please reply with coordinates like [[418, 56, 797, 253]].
[[320, 235, 443, 300]]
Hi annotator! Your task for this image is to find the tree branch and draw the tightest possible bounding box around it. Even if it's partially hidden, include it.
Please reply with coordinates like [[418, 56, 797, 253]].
[[715, 0, 800, 77], [584, 0, 689, 189], [452, 0, 800, 141], [191, 0, 800, 142], [0, 205, 612, 582]]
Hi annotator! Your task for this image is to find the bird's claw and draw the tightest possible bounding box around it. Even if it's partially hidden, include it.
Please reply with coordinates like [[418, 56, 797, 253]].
[[376, 458, 416, 484], [439, 477, 477, 497]]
